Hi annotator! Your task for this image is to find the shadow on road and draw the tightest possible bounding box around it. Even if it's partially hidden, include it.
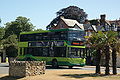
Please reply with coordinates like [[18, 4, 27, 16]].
[[46, 66, 82, 69], [60, 73, 106, 79], [0, 76, 24, 80], [0, 65, 9, 67]]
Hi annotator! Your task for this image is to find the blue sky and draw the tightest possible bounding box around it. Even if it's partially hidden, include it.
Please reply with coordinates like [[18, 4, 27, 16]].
[[0, 0, 120, 30]]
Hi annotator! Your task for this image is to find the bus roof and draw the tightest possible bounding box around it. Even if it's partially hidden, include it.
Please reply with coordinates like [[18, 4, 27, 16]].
[[20, 28, 84, 35]]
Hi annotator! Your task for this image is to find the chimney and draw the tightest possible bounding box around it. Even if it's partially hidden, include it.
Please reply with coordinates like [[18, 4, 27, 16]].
[[100, 14, 106, 21], [100, 14, 106, 26]]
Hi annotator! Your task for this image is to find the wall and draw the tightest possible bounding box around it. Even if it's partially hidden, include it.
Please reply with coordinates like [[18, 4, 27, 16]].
[[101, 53, 120, 67], [9, 61, 46, 77], [117, 53, 120, 67]]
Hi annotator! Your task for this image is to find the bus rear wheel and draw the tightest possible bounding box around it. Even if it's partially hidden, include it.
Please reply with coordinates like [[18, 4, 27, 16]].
[[68, 66, 73, 69], [52, 60, 58, 68]]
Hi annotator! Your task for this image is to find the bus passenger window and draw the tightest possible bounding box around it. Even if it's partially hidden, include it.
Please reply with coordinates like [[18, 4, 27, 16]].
[[36, 36, 42, 41], [42, 48, 49, 57], [68, 48, 80, 58], [19, 48, 22, 55], [54, 47, 66, 57], [24, 48, 28, 55]]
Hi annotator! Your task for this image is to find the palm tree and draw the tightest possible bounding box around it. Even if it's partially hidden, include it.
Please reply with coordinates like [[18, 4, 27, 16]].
[[111, 38, 120, 74], [88, 31, 118, 75], [95, 49, 101, 74], [112, 47, 117, 74], [87, 31, 105, 74], [104, 45, 110, 75], [101, 31, 118, 75]]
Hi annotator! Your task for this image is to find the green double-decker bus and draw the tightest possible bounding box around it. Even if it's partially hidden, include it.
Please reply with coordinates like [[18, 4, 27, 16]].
[[18, 28, 86, 68]]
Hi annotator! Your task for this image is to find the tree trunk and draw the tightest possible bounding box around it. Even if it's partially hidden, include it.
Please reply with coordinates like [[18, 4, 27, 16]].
[[1, 50, 6, 63], [105, 46, 110, 75], [112, 48, 117, 75], [95, 49, 101, 74]]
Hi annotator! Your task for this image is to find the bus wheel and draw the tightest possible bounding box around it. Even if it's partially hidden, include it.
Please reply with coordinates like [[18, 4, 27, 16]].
[[52, 60, 58, 68], [68, 66, 73, 69]]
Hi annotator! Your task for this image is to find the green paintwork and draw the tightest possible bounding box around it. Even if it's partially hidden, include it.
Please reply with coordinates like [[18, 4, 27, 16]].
[[18, 55, 86, 66], [20, 30, 50, 35], [20, 28, 83, 35], [67, 45, 85, 48], [18, 42, 28, 47]]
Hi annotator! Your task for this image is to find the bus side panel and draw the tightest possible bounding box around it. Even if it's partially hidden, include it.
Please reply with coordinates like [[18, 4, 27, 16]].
[[31, 56, 86, 66]]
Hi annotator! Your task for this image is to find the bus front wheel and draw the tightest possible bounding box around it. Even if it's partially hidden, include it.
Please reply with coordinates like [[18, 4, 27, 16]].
[[52, 60, 58, 68]]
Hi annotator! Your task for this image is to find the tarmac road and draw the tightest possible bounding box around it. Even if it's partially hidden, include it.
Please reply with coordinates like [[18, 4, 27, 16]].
[[0, 63, 9, 74], [0, 63, 120, 74]]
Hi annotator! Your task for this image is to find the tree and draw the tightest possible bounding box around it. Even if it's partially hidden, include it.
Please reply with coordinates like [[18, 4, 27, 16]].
[[57, 6, 87, 23], [111, 36, 120, 74], [0, 19, 4, 40], [112, 42, 120, 74], [1, 16, 35, 61], [0, 20, 5, 58], [112, 47, 117, 74], [3, 35, 18, 57], [47, 6, 87, 30], [88, 31, 118, 75], [87, 31, 104, 74], [0, 27, 5, 41], [102, 31, 118, 75], [0, 19, 6, 62], [4, 16, 35, 38], [0, 27, 5, 52], [34, 28, 44, 31]]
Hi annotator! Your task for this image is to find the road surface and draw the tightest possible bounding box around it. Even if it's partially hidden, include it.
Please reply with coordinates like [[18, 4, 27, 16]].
[[0, 63, 120, 74]]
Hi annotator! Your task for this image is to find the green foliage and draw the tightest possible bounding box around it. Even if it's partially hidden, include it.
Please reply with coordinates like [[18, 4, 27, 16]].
[[88, 31, 118, 50], [3, 35, 18, 57], [88, 31, 104, 50], [34, 28, 44, 31], [3, 35, 18, 47], [4, 16, 35, 38], [0, 19, 4, 41], [56, 6, 87, 23], [0, 27, 5, 50], [0, 27, 5, 41], [1, 16, 36, 58], [6, 45, 18, 57], [88, 31, 119, 75]]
